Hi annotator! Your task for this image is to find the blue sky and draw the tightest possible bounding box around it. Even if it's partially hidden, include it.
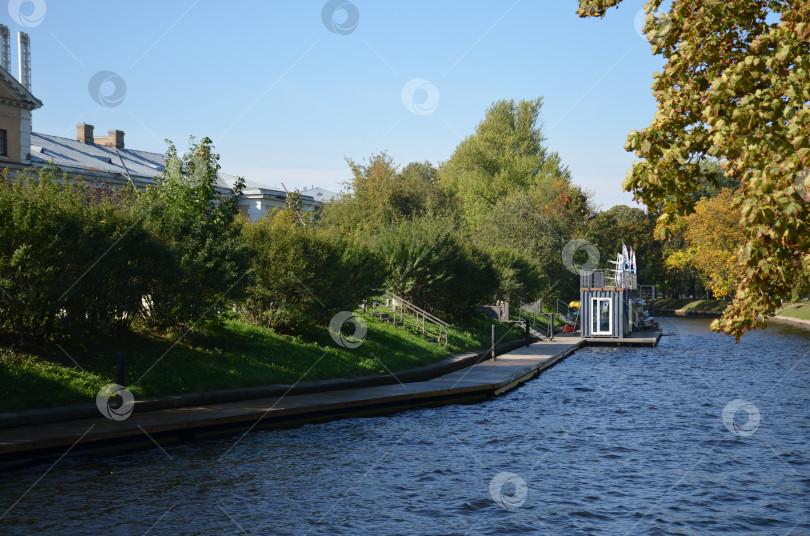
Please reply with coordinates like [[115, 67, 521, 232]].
[[7, 0, 664, 209]]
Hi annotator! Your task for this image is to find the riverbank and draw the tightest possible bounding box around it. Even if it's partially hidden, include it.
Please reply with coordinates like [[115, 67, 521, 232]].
[[770, 303, 810, 329], [654, 299, 810, 330], [0, 335, 534, 430], [0, 313, 519, 414], [654, 298, 728, 317], [0, 338, 583, 464], [776, 302, 810, 321]]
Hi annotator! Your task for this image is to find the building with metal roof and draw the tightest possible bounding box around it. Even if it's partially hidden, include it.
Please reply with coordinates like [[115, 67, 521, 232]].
[[301, 186, 342, 203], [29, 129, 234, 191], [0, 26, 339, 222]]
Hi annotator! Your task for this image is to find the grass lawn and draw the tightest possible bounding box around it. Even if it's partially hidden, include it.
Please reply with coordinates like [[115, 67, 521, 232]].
[[778, 303, 810, 321], [654, 298, 730, 312], [0, 312, 520, 413]]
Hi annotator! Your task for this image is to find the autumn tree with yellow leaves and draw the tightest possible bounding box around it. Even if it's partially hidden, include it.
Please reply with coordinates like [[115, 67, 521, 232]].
[[578, 0, 810, 340], [663, 189, 744, 299]]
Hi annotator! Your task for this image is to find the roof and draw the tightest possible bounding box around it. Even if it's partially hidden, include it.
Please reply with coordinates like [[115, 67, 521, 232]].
[[302, 186, 341, 202], [29, 132, 231, 190], [241, 186, 317, 203], [223, 176, 326, 205], [218, 174, 288, 193], [0, 64, 42, 110], [25, 133, 337, 204]]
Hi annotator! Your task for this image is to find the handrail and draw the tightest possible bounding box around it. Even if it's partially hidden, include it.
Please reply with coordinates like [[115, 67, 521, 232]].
[[383, 291, 450, 327], [554, 298, 579, 331], [638, 284, 656, 300], [518, 303, 551, 341], [556, 298, 569, 319], [374, 290, 449, 345], [580, 269, 637, 290]]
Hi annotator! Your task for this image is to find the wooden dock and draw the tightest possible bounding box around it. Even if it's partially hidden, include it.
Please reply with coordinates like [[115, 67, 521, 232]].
[[0, 340, 584, 463]]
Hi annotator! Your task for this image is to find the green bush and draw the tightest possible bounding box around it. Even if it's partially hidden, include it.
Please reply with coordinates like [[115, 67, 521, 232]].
[[375, 218, 498, 320], [487, 248, 543, 305], [0, 137, 251, 343], [241, 210, 383, 333], [0, 169, 159, 341]]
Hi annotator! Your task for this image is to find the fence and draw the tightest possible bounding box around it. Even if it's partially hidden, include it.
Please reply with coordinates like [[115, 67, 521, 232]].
[[580, 269, 637, 290]]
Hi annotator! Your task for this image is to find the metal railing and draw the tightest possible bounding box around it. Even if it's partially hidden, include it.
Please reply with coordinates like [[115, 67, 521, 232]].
[[556, 299, 579, 331], [638, 284, 656, 300], [373, 291, 449, 345], [580, 269, 637, 290], [518, 302, 558, 341]]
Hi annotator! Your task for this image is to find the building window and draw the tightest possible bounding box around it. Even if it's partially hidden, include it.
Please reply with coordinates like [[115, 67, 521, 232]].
[[0, 129, 7, 157]]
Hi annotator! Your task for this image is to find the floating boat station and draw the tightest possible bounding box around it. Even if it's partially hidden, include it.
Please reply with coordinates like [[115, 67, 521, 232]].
[[576, 245, 661, 346]]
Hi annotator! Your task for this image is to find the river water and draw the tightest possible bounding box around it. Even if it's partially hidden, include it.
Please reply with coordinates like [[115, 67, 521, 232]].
[[1, 317, 808, 535]]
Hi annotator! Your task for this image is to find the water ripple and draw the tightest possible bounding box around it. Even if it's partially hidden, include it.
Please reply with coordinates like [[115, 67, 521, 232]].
[[1, 318, 808, 535]]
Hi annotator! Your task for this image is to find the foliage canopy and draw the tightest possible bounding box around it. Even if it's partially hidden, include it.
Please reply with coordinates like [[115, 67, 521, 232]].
[[579, 0, 810, 339]]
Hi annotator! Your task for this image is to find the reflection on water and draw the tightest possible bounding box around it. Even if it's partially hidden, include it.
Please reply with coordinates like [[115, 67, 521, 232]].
[[1, 318, 808, 535]]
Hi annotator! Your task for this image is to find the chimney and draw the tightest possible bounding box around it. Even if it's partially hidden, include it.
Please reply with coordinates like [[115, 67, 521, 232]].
[[77, 123, 94, 144], [108, 129, 124, 149], [89, 128, 125, 148], [0, 25, 9, 73], [17, 32, 31, 91]]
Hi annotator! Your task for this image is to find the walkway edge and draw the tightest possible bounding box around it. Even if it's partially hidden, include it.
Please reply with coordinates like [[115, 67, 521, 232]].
[[0, 338, 531, 430], [655, 308, 722, 317], [0, 340, 583, 463]]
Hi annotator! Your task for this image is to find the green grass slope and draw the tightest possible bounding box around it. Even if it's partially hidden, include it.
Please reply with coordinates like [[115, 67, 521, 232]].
[[0, 313, 520, 413], [654, 299, 730, 312], [777, 303, 810, 321]]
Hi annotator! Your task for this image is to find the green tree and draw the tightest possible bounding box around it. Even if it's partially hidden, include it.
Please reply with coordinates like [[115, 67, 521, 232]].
[[690, 158, 740, 202], [139, 137, 250, 331], [471, 166, 596, 303], [325, 154, 447, 232], [487, 248, 543, 305], [394, 161, 446, 219], [344, 151, 400, 228], [585, 205, 669, 294], [578, 0, 810, 340], [441, 98, 574, 228]]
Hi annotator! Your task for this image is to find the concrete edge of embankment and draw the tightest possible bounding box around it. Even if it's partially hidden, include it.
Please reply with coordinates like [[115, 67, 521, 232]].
[[0, 338, 533, 430], [768, 315, 810, 329], [655, 308, 723, 318], [656, 309, 810, 331]]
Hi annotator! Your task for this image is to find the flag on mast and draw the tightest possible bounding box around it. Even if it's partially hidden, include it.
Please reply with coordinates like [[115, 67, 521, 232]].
[[622, 242, 630, 270]]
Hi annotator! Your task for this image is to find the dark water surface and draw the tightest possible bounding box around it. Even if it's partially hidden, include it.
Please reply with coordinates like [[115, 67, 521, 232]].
[[1, 317, 808, 535]]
